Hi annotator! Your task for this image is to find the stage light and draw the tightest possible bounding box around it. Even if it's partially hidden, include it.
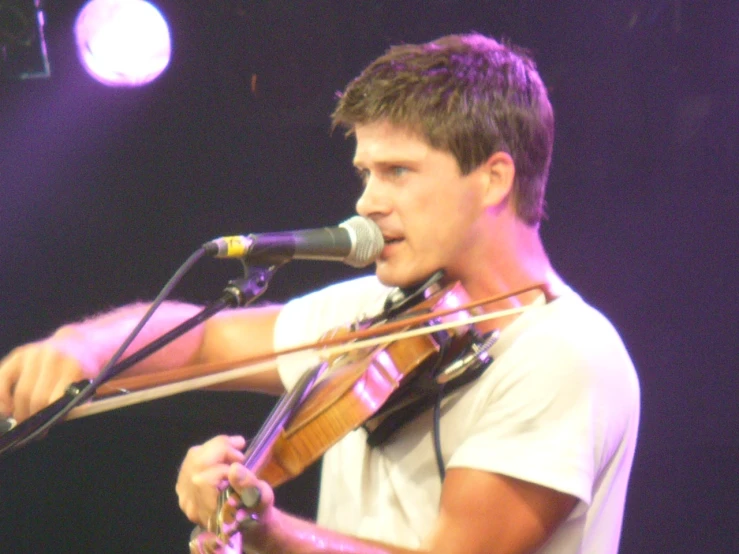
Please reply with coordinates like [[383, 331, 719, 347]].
[[0, 0, 50, 79], [74, 0, 171, 87]]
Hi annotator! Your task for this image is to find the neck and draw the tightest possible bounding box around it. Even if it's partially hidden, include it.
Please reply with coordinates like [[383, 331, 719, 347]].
[[445, 211, 563, 327]]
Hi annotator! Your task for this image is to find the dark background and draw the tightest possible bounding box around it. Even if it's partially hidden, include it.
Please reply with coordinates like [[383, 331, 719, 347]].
[[0, 1, 737, 552]]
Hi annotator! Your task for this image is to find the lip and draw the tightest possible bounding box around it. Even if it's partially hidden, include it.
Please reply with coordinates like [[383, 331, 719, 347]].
[[382, 235, 404, 246], [380, 237, 403, 257]]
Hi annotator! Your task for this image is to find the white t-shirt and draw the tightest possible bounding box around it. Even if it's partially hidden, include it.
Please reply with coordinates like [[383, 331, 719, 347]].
[[273, 276, 640, 553]]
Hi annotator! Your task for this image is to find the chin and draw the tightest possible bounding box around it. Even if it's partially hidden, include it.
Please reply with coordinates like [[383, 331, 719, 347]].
[[374, 263, 408, 288], [374, 261, 440, 290], [373, 270, 405, 288]]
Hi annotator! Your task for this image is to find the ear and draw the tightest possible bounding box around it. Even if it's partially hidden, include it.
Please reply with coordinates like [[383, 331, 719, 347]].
[[479, 151, 515, 209]]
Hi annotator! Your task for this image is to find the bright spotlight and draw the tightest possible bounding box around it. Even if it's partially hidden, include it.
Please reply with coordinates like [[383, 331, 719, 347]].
[[74, 0, 171, 87]]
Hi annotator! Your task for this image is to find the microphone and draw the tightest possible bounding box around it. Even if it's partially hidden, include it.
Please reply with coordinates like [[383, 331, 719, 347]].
[[203, 216, 384, 268]]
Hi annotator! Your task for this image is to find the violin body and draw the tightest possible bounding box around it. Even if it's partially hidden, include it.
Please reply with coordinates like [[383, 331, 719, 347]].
[[258, 280, 474, 485], [193, 280, 479, 552]]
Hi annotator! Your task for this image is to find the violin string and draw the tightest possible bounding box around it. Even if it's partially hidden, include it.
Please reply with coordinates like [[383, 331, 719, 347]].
[[215, 362, 325, 542]]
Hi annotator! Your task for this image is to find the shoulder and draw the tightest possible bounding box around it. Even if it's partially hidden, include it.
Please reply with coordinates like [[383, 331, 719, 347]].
[[273, 275, 392, 385], [275, 275, 390, 347], [279, 274, 392, 329], [486, 287, 640, 416], [500, 289, 633, 375], [448, 288, 639, 499]]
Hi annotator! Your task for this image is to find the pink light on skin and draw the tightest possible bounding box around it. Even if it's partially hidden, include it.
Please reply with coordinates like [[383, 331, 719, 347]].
[[74, 0, 171, 87]]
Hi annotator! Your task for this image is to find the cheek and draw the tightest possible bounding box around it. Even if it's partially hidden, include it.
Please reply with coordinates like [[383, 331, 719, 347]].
[[429, 198, 483, 253], [399, 181, 480, 247]]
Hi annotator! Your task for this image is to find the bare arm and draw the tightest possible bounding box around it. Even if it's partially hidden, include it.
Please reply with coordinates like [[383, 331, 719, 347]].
[[231, 465, 576, 554], [0, 301, 284, 423], [179, 439, 577, 554], [196, 304, 284, 395]]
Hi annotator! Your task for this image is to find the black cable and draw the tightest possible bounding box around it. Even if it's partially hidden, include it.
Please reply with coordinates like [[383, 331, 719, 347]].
[[90, 247, 206, 388], [3, 247, 207, 453], [433, 383, 446, 482]]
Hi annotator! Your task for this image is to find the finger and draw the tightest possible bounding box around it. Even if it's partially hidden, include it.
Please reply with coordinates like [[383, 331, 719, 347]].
[[228, 463, 258, 491], [48, 352, 90, 406], [192, 465, 233, 489], [176, 436, 248, 524], [227, 435, 246, 451], [218, 444, 246, 465], [14, 343, 73, 422], [189, 530, 228, 554], [228, 464, 275, 519], [178, 468, 229, 525], [0, 348, 23, 416], [29, 354, 84, 418], [11, 345, 46, 422], [177, 467, 228, 509], [240, 486, 261, 510], [181, 496, 218, 528], [206, 434, 246, 451], [199, 435, 247, 465]]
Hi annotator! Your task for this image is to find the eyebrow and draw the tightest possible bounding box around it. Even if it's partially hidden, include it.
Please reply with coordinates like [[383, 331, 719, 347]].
[[352, 159, 418, 169]]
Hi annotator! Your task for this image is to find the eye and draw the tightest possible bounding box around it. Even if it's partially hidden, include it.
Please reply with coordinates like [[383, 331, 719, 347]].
[[354, 166, 370, 186], [389, 166, 408, 177]]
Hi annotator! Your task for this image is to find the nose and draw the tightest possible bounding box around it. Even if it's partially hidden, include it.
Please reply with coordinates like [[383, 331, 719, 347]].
[[355, 176, 391, 218]]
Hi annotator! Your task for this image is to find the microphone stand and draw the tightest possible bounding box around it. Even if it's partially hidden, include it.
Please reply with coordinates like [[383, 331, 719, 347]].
[[0, 264, 280, 460]]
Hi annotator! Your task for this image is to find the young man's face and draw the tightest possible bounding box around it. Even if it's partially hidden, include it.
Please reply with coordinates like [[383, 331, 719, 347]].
[[353, 121, 490, 288]]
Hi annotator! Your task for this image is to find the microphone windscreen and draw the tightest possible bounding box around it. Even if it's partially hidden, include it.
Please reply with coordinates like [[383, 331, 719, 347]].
[[340, 216, 384, 267]]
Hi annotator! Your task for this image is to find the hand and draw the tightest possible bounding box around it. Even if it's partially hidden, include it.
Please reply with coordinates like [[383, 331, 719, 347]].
[[0, 331, 102, 423], [226, 463, 278, 553], [177, 435, 247, 528]]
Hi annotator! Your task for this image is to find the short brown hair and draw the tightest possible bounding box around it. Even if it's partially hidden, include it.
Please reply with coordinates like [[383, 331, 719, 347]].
[[332, 33, 554, 226]]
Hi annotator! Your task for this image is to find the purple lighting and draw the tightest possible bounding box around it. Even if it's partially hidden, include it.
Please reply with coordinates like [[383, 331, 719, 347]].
[[74, 0, 171, 87]]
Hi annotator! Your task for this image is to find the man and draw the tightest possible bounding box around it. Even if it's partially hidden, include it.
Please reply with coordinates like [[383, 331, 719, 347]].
[[0, 34, 639, 553]]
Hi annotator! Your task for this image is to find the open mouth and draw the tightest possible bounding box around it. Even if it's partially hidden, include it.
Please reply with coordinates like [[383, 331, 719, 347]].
[[384, 237, 403, 245]]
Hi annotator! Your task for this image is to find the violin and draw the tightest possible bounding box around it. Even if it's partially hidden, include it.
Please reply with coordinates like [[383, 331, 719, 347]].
[[189, 276, 504, 553]]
